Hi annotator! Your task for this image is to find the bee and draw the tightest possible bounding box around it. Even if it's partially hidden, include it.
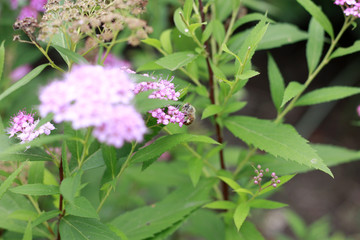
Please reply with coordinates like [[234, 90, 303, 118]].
[[182, 103, 196, 125]]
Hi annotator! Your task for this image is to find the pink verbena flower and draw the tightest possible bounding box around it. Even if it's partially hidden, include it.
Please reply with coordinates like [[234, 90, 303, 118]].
[[7, 110, 55, 146], [134, 74, 185, 127], [357, 105, 360, 116], [30, 0, 47, 12], [39, 65, 146, 147], [10, 64, 31, 82], [18, 6, 38, 20]]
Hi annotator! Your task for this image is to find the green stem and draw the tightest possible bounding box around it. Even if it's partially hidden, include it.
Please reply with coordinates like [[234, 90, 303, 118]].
[[43, 144, 60, 167], [97, 142, 137, 213], [163, 127, 223, 199], [216, 8, 238, 57], [32, 40, 65, 73], [233, 147, 256, 178], [275, 18, 352, 123], [78, 128, 93, 168], [179, 12, 205, 51]]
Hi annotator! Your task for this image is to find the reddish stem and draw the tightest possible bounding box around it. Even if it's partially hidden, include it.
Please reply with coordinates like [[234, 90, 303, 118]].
[[198, 0, 228, 200], [57, 157, 65, 240]]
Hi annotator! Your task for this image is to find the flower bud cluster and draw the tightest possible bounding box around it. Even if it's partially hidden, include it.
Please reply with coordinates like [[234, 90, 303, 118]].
[[253, 164, 281, 188], [134, 75, 185, 127], [7, 110, 55, 147], [334, 0, 360, 18], [37, 0, 152, 45]]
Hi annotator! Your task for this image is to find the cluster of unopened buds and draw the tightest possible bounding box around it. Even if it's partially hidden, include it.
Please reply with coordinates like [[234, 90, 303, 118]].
[[253, 164, 281, 189]]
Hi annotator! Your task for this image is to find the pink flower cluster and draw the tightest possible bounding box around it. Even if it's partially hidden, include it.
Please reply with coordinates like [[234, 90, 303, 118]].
[[12, 0, 47, 20], [334, 0, 360, 18], [39, 65, 146, 148], [253, 164, 280, 188], [7, 110, 55, 146], [134, 75, 185, 127]]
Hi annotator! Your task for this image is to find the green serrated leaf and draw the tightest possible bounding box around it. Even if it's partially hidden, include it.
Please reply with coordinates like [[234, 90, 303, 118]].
[[22, 221, 32, 240], [330, 40, 360, 59], [1, 135, 68, 154], [238, 19, 268, 69], [218, 176, 241, 191], [268, 53, 285, 111], [306, 17, 324, 74], [136, 61, 163, 72], [222, 101, 246, 114], [141, 38, 162, 50], [258, 175, 295, 196], [195, 85, 208, 97], [0, 64, 48, 102], [0, 41, 4, 81], [28, 162, 44, 184], [131, 134, 218, 164], [0, 162, 26, 200], [32, 210, 60, 228], [295, 86, 360, 106], [66, 196, 99, 219], [213, 20, 225, 46], [203, 200, 236, 210], [155, 51, 198, 71], [237, 70, 260, 80], [174, 8, 191, 37], [224, 116, 332, 177], [111, 179, 214, 240], [51, 32, 71, 67], [252, 144, 360, 175], [10, 184, 59, 196], [189, 23, 204, 34], [60, 216, 120, 240], [188, 157, 203, 186], [232, 13, 274, 32], [233, 187, 254, 196], [233, 203, 250, 231], [258, 23, 308, 50], [60, 174, 81, 203], [160, 29, 173, 54], [281, 81, 305, 107], [201, 21, 213, 43], [183, 0, 193, 22], [202, 104, 222, 119], [52, 45, 88, 64], [102, 145, 117, 177], [296, 0, 334, 38], [249, 199, 288, 209], [240, 221, 265, 240]]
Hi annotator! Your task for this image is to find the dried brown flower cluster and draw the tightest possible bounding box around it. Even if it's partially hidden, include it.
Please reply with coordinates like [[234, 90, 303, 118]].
[[15, 0, 152, 47], [13, 17, 39, 42]]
